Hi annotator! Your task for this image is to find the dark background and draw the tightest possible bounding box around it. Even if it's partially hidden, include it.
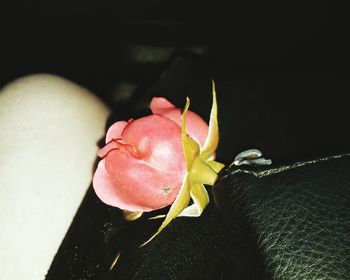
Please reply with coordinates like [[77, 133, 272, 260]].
[[1, 1, 349, 164], [1, 1, 349, 109]]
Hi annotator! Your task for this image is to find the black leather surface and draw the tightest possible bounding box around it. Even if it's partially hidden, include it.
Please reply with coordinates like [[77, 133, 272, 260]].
[[47, 159, 350, 280], [46, 183, 238, 280], [214, 154, 350, 280]]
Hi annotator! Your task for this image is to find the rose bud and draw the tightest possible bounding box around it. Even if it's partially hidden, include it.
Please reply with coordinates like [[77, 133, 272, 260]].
[[92, 97, 209, 212]]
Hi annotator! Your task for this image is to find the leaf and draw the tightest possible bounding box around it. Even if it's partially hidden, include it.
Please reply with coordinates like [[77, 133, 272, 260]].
[[141, 175, 191, 246], [178, 183, 209, 217], [182, 97, 200, 170], [207, 160, 225, 174], [201, 80, 220, 161]]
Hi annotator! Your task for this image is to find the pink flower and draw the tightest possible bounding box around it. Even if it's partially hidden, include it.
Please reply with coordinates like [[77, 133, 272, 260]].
[[93, 97, 209, 212]]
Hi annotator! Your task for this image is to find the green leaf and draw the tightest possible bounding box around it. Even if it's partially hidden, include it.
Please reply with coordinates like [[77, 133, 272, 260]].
[[178, 183, 209, 217], [182, 97, 200, 170], [200, 80, 219, 161], [207, 160, 225, 174], [141, 175, 191, 246]]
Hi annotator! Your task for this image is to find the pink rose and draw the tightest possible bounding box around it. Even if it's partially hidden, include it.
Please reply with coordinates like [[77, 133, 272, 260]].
[[93, 97, 209, 212]]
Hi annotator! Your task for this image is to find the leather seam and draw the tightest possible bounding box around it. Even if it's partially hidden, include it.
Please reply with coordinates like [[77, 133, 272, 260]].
[[221, 153, 350, 181], [255, 153, 350, 178]]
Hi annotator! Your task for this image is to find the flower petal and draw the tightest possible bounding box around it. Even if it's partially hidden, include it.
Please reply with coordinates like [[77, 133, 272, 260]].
[[150, 97, 208, 148], [150, 97, 176, 113], [97, 140, 121, 158], [121, 115, 186, 173], [93, 160, 151, 211], [106, 121, 128, 143], [103, 147, 183, 211]]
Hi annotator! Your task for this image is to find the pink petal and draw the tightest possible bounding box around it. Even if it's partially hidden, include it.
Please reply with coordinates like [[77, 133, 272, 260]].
[[103, 148, 183, 211], [93, 160, 151, 211], [150, 97, 176, 114], [105, 121, 128, 143], [121, 115, 186, 173], [150, 97, 209, 148], [153, 108, 209, 148], [169, 110, 208, 148], [97, 140, 121, 158]]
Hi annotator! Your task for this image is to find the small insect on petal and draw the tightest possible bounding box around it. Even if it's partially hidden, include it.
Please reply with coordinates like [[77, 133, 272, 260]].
[[162, 187, 172, 195]]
